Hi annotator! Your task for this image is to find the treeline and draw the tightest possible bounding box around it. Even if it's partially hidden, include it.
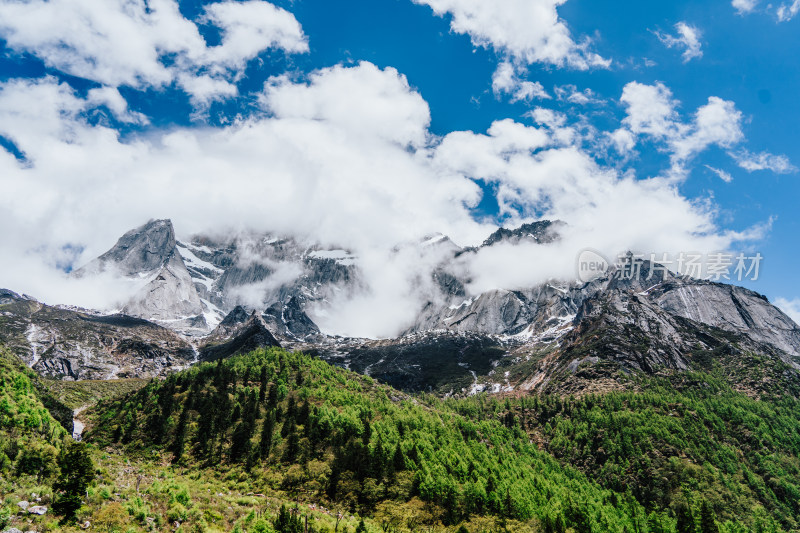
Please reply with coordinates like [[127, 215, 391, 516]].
[[91, 348, 668, 532]]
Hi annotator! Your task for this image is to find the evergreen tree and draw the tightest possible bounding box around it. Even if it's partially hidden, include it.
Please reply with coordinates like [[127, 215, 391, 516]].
[[268, 383, 279, 409], [260, 411, 275, 459], [284, 426, 300, 463], [699, 500, 719, 533], [171, 405, 189, 463], [259, 366, 269, 403], [354, 518, 367, 533], [53, 440, 94, 522], [274, 504, 303, 533], [392, 443, 405, 472], [675, 499, 696, 533]]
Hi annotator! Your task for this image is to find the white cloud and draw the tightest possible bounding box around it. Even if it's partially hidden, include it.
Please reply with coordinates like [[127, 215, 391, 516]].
[[778, 0, 800, 21], [732, 0, 758, 14], [86, 87, 148, 124], [619, 81, 744, 178], [491, 61, 550, 102], [554, 84, 603, 105], [263, 62, 431, 148], [620, 82, 680, 140], [775, 298, 800, 325], [705, 165, 733, 183], [670, 97, 743, 163], [731, 149, 798, 173], [412, 0, 609, 69], [0, 0, 307, 104], [655, 22, 703, 63], [731, 0, 800, 21], [0, 66, 767, 338]]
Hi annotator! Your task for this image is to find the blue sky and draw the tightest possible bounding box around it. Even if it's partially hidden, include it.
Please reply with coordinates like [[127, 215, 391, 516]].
[[0, 0, 798, 321]]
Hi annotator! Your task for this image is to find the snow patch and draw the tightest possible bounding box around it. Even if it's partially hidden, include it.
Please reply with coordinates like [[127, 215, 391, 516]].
[[177, 243, 223, 274]]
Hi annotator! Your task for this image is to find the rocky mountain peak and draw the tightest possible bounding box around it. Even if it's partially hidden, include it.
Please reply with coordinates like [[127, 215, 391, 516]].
[[95, 219, 177, 276], [481, 220, 563, 248], [219, 305, 250, 328]]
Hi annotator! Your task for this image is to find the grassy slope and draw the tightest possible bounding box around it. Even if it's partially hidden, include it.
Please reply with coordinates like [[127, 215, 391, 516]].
[[43, 378, 148, 410]]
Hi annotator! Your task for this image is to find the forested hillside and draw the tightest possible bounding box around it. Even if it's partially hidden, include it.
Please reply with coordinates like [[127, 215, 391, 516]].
[[86, 347, 797, 532], [3, 342, 799, 532]]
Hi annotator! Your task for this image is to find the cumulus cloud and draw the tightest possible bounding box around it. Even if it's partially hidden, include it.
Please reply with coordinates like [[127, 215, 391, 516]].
[[775, 298, 800, 325], [731, 149, 798, 173], [618, 81, 744, 178], [491, 62, 550, 102], [0, 64, 770, 337], [655, 22, 703, 63], [0, 0, 307, 104], [732, 0, 758, 14], [554, 85, 603, 105], [263, 63, 432, 148], [620, 82, 680, 140], [412, 0, 608, 69]]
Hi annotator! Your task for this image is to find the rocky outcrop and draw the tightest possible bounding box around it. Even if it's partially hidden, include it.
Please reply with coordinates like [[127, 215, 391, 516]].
[[199, 312, 280, 362], [651, 280, 800, 357], [262, 297, 321, 341], [0, 290, 195, 380], [77, 219, 178, 277], [122, 252, 205, 325], [74, 219, 208, 333], [479, 220, 564, 248]]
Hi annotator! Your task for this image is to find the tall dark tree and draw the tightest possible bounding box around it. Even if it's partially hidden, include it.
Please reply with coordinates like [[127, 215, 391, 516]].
[[699, 500, 719, 533], [675, 499, 696, 533], [171, 405, 189, 463], [274, 504, 303, 533], [260, 411, 275, 459], [259, 366, 269, 403], [53, 440, 94, 522]]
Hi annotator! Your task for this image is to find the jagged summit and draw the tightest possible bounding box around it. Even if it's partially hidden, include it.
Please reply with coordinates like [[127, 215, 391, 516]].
[[481, 220, 563, 248], [78, 219, 177, 277], [73, 219, 209, 333]]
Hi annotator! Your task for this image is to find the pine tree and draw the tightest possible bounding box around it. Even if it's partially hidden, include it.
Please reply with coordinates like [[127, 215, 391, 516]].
[[392, 443, 405, 472], [354, 518, 367, 533], [171, 405, 189, 463], [260, 411, 275, 460], [274, 504, 303, 533], [268, 383, 278, 409], [674, 499, 696, 533], [698, 500, 719, 533], [53, 440, 94, 522], [259, 366, 269, 403]]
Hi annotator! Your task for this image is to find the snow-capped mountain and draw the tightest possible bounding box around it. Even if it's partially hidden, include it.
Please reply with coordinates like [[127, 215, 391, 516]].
[[2, 218, 799, 395]]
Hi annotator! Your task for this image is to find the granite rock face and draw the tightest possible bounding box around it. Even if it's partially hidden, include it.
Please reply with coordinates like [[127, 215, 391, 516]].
[[479, 220, 564, 248], [74, 219, 208, 333], [262, 297, 321, 341], [651, 280, 800, 357], [78, 219, 178, 277], [0, 290, 195, 380]]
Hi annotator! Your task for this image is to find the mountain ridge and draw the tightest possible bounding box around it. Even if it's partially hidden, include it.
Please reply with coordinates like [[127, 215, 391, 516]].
[[3, 219, 799, 396]]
